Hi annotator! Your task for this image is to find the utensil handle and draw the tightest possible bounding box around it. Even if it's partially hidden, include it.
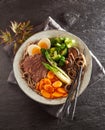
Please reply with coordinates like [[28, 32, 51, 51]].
[[71, 66, 83, 120]]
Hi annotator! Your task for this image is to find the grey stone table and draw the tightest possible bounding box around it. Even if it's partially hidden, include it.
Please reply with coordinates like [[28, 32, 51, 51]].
[[0, 0, 105, 130]]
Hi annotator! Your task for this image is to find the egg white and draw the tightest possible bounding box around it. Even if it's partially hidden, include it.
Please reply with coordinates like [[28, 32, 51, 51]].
[[27, 44, 41, 56], [38, 38, 51, 49]]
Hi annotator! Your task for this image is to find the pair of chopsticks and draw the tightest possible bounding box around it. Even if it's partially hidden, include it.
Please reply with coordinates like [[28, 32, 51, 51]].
[[56, 66, 83, 120]]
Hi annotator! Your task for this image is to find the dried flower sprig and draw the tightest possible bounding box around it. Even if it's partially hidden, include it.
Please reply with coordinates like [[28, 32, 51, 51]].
[[0, 21, 33, 54], [0, 30, 13, 44]]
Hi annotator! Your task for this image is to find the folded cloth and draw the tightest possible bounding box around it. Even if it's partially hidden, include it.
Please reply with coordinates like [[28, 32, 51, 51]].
[[4, 16, 105, 118]]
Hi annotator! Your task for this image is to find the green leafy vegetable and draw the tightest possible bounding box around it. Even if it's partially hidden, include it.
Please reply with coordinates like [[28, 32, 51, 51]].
[[58, 56, 65, 66], [45, 50, 57, 66], [41, 48, 46, 56], [65, 37, 77, 48], [43, 50, 71, 84], [49, 37, 77, 67], [52, 51, 61, 61], [61, 47, 68, 56]]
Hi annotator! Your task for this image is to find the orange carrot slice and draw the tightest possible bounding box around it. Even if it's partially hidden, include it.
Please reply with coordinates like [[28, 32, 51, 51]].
[[41, 89, 51, 98], [57, 87, 67, 94], [47, 71, 55, 79], [43, 78, 51, 84], [39, 84, 43, 91], [43, 84, 54, 93], [51, 76, 59, 83], [52, 91, 63, 98], [63, 93, 68, 97], [52, 80, 62, 88], [40, 79, 44, 85], [38, 79, 44, 90]]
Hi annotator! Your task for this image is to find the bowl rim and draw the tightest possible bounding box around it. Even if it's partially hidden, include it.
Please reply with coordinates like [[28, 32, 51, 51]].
[[13, 30, 92, 105]]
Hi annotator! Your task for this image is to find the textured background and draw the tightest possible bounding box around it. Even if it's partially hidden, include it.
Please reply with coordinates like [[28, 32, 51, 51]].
[[0, 0, 105, 130]]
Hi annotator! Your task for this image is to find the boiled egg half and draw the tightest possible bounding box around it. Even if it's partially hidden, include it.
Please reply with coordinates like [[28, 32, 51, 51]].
[[27, 44, 41, 56], [38, 38, 51, 49]]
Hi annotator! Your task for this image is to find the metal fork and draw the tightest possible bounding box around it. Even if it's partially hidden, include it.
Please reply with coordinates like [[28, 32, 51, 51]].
[[71, 66, 82, 120], [56, 66, 82, 120]]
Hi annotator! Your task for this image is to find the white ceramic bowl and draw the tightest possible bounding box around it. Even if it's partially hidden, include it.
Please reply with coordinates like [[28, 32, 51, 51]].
[[13, 30, 92, 105]]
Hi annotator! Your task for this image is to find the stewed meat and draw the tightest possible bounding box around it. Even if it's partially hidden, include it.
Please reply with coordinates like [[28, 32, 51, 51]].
[[21, 54, 48, 83]]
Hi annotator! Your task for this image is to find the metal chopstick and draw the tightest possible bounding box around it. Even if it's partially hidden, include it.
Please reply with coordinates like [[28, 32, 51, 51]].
[[71, 66, 83, 120], [56, 66, 80, 120]]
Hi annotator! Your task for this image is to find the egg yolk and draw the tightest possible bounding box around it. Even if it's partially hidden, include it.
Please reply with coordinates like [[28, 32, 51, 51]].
[[39, 42, 48, 49], [32, 47, 41, 55]]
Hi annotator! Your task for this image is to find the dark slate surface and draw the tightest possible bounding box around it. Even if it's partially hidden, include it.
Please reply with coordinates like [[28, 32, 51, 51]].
[[0, 0, 105, 130]]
